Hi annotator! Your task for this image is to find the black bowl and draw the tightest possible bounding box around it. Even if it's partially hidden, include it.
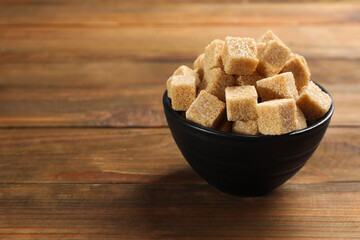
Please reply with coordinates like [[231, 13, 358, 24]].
[[163, 82, 334, 196]]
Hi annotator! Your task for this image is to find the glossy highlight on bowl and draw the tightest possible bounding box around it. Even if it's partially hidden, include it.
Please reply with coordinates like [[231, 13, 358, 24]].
[[163, 82, 334, 196]]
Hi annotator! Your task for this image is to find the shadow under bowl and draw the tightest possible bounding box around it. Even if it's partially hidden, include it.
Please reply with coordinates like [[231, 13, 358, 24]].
[[163, 82, 334, 196]]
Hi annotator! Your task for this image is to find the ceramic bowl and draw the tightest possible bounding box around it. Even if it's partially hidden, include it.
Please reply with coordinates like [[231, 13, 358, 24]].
[[163, 82, 334, 196]]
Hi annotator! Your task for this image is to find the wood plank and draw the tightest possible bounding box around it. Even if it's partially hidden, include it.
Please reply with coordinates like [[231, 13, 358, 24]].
[[1, 25, 360, 63], [0, 60, 359, 127], [0, 84, 167, 127], [0, 182, 359, 239], [0, 1, 359, 26], [0, 127, 359, 184]]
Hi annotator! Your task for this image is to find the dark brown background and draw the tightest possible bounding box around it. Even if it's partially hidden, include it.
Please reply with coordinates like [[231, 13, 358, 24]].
[[0, 0, 359, 239]]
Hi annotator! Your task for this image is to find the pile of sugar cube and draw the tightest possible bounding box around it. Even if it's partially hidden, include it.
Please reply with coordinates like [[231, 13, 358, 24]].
[[166, 30, 332, 135]]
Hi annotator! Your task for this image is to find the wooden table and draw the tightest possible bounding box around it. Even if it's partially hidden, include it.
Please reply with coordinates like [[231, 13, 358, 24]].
[[0, 1, 359, 239]]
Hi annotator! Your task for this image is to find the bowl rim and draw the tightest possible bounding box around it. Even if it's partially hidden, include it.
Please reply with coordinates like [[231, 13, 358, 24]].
[[163, 81, 334, 139]]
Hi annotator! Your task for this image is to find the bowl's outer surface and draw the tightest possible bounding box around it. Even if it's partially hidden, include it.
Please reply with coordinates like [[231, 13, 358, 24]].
[[163, 83, 334, 196]]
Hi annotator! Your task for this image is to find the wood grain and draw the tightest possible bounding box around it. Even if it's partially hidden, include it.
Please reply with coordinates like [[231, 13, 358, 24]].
[[1, 1, 359, 26], [0, 127, 359, 184], [0, 182, 359, 239], [0, 60, 359, 127], [0, 0, 359, 239], [1, 25, 360, 63], [1, 4, 358, 128]]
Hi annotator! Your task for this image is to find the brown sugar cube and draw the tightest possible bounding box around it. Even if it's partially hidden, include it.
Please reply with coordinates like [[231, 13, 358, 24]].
[[257, 99, 297, 135], [170, 75, 196, 111], [186, 90, 225, 129], [257, 40, 291, 77], [217, 118, 232, 133], [194, 53, 205, 70], [225, 86, 258, 121], [193, 53, 205, 80], [166, 76, 173, 98], [256, 72, 298, 101], [235, 71, 264, 86], [232, 120, 259, 135], [204, 39, 224, 72], [222, 37, 259, 75], [256, 42, 266, 59], [257, 30, 284, 45], [201, 68, 234, 102], [280, 54, 311, 91], [173, 65, 201, 86], [295, 106, 307, 130], [167, 65, 200, 98], [173, 65, 193, 75], [296, 81, 332, 122]]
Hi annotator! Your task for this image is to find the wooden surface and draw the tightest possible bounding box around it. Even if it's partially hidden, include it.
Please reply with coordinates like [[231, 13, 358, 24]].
[[0, 0, 359, 239]]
